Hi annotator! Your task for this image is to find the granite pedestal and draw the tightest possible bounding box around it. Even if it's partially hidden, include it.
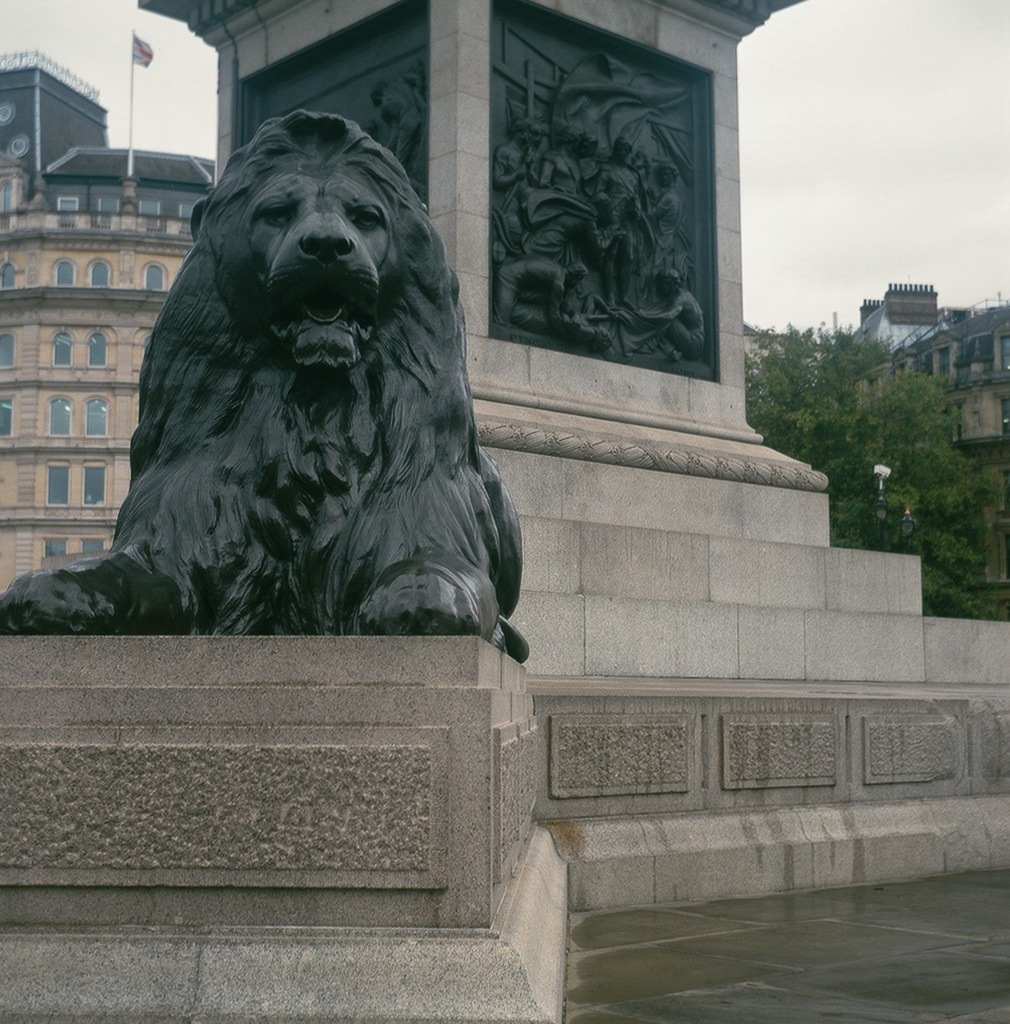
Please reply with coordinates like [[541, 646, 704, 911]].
[[0, 636, 565, 1023]]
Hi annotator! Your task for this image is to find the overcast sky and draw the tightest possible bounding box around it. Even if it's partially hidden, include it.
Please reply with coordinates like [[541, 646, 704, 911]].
[[739, 0, 1009, 330], [3, 0, 1008, 332]]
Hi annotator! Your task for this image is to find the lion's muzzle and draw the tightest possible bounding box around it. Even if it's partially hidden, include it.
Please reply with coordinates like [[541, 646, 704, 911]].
[[266, 211, 383, 372], [299, 230, 355, 264]]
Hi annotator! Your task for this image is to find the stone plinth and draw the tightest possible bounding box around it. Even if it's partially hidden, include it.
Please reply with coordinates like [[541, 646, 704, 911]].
[[0, 830, 566, 1024], [0, 636, 536, 931], [0, 636, 566, 1023]]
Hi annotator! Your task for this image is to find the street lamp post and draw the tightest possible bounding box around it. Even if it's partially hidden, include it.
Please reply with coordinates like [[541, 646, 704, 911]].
[[874, 464, 890, 552], [900, 506, 917, 554]]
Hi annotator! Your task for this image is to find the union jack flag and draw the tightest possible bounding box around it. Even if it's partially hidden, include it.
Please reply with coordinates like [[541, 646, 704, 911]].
[[132, 34, 154, 68]]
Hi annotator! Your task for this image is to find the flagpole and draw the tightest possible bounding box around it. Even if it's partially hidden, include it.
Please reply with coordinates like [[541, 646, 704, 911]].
[[127, 29, 136, 179]]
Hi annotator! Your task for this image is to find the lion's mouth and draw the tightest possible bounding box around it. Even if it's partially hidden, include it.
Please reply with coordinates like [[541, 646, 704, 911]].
[[269, 287, 376, 371], [303, 296, 372, 333]]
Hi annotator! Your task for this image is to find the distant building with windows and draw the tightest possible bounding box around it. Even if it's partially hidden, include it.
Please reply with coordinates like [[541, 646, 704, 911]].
[[858, 284, 1010, 615], [0, 53, 212, 588]]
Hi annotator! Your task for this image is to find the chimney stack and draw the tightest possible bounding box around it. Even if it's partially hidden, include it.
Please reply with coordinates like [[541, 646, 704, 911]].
[[883, 283, 938, 326], [860, 298, 883, 324]]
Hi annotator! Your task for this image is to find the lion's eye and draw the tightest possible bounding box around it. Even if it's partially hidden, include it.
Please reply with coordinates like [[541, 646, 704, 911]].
[[259, 204, 294, 227], [349, 206, 383, 231]]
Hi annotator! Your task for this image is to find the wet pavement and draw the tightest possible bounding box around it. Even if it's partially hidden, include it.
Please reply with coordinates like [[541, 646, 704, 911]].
[[565, 869, 1010, 1023]]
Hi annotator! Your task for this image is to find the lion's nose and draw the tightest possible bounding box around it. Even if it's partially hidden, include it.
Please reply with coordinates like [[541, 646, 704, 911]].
[[300, 232, 354, 263]]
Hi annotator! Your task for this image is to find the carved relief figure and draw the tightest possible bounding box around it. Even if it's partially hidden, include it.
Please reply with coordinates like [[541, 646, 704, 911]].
[[613, 262, 704, 363], [492, 117, 544, 252], [594, 136, 645, 307], [0, 111, 528, 661], [651, 162, 686, 278], [367, 60, 426, 192], [491, 35, 713, 378]]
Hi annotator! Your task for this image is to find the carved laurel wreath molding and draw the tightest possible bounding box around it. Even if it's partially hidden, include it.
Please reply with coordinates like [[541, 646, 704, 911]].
[[478, 421, 829, 493]]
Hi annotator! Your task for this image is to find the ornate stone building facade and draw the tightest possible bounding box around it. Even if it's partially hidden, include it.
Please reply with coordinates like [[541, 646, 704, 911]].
[[0, 55, 212, 588]]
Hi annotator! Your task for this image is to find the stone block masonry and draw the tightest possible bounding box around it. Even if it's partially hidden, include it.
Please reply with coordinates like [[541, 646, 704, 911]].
[[0, 635, 567, 1023], [534, 679, 1010, 910], [0, 635, 537, 931]]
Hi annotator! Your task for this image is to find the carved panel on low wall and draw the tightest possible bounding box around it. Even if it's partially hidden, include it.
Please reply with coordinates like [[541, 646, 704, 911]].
[[549, 714, 692, 798], [491, 0, 717, 381], [0, 728, 448, 889], [721, 714, 837, 790], [861, 715, 959, 785]]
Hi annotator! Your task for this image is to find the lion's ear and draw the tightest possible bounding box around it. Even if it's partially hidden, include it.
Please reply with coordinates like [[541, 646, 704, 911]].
[[190, 198, 207, 240]]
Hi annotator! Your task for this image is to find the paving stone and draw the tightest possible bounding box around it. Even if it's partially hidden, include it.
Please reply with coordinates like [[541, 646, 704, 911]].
[[609, 983, 931, 1023], [564, 870, 1010, 1023], [668, 919, 965, 970], [567, 1011, 664, 1024], [675, 891, 870, 926], [773, 950, 1010, 1016], [569, 908, 756, 952], [566, 945, 785, 1006]]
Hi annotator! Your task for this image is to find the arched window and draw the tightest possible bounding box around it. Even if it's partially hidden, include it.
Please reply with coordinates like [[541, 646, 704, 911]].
[[85, 398, 107, 436], [0, 263, 14, 289], [49, 398, 72, 435], [55, 260, 75, 286], [52, 333, 72, 366], [1, 182, 11, 212], [88, 332, 107, 367], [0, 333, 13, 367], [144, 264, 164, 290], [89, 262, 110, 287]]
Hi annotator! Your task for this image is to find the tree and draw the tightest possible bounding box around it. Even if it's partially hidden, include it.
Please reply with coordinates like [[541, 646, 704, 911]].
[[746, 326, 1000, 619]]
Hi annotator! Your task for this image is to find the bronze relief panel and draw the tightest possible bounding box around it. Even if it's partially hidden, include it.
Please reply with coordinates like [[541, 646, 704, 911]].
[[491, 1, 717, 381]]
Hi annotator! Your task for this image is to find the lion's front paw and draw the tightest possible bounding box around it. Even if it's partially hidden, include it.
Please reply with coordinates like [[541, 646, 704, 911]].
[[354, 557, 498, 640], [0, 570, 116, 635]]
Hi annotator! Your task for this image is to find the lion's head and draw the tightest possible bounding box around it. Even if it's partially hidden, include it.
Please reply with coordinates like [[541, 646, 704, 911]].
[[159, 111, 452, 377], [134, 111, 467, 472], [245, 152, 391, 371]]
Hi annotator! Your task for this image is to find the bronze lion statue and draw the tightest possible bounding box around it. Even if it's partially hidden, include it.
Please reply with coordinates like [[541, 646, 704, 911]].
[[0, 111, 527, 660]]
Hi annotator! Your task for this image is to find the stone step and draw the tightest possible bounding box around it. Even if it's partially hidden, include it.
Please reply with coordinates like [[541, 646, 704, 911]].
[[520, 515, 921, 616], [543, 797, 1010, 910], [495, 448, 831, 548], [515, 590, 931, 679]]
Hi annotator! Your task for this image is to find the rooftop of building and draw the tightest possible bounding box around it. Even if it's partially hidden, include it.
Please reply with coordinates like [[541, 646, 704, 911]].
[[935, 302, 1010, 341], [0, 51, 101, 106], [46, 147, 214, 185]]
